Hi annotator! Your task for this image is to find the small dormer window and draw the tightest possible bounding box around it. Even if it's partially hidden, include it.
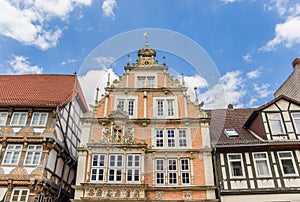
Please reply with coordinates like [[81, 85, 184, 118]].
[[224, 129, 239, 137], [267, 113, 285, 135]]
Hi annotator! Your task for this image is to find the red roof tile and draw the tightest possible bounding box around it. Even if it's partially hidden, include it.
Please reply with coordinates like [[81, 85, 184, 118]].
[[0, 74, 88, 110], [208, 108, 261, 146]]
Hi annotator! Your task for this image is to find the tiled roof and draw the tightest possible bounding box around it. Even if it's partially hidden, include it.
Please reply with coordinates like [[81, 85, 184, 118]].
[[208, 108, 261, 146], [0, 74, 88, 110]]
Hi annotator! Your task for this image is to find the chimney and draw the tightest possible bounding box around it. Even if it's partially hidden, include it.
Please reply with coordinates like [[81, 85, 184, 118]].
[[292, 58, 300, 70], [227, 104, 233, 110]]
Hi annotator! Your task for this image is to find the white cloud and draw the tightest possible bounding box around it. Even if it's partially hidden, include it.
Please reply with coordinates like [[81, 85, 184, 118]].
[[242, 54, 252, 62], [264, 0, 289, 16], [60, 58, 79, 66], [261, 16, 300, 51], [253, 83, 272, 98], [102, 0, 117, 19], [78, 69, 118, 107], [200, 71, 246, 109], [262, 1, 300, 51], [221, 0, 240, 4], [247, 69, 260, 79], [93, 56, 116, 69], [7, 55, 43, 74], [248, 98, 258, 107], [0, 0, 91, 50], [182, 74, 208, 101]]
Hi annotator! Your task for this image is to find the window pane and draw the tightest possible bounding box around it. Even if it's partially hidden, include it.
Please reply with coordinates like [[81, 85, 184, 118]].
[[157, 100, 164, 116], [118, 100, 125, 111], [268, 113, 285, 135], [167, 100, 174, 116], [167, 130, 175, 147], [0, 112, 8, 125], [292, 113, 300, 134], [32, 114, 39, 125], [128, 100, 134, 116], [282, 159, 296, 174]]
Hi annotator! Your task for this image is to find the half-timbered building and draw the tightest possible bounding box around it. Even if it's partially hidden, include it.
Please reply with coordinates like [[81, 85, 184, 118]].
[[73, 41, 217, 201], [210, 58, 300, 202], [0, 74, 88, 202]]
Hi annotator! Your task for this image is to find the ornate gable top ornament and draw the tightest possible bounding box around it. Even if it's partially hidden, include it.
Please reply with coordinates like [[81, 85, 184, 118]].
[[138, 32, 156, 59]]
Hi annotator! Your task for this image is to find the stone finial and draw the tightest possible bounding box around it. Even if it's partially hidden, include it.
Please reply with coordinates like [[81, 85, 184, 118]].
[[127, 55, 130, 66], [95, 87, 99, 104], [181, 73, 185, 87], [194, 86, 198, 104], [107, 73, 110, 87]]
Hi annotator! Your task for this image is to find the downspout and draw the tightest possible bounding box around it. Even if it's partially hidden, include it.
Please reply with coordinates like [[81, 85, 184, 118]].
[[212, 147, 221, 201]]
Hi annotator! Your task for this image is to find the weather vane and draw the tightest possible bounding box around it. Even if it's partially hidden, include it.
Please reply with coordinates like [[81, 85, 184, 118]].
[[143, 32, 149, 44]]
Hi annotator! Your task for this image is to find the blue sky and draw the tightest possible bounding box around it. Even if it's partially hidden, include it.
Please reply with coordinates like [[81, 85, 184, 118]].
[[0, 0, 299, 109]]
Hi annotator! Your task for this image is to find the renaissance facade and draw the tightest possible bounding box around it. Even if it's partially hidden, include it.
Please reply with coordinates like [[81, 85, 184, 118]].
[[73, 42, 217, 201]]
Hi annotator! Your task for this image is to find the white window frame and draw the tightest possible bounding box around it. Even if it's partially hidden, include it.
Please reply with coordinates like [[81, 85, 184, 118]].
[[153, 128, 189, 149], [291, 112, 300, 134], [10, 112, 28, 126], [24, 145, 42, 165], [155, 159, 165, 185], [0, 112, 8, 125], [108, 154, 123, 182], [155, 129, 164, 148], [277, 151, 298, 176], [135, 75, 157, 88], [2, 144, 23, 165], [167, 129, 175, 147], [115, 96, 138, 117], [153, 97, 178, 118], [30, 112, 48, 126], [126, 154, 140, 183], [178, 129, 187, 147], [11, 188, 29, 202], [91, 154, 106, 182], [252, 152, 271, 177], [227, 153, 245, 178], [224, 129, 239, 137], [180, 158, 190, 184], [267, 113, 286, 135], [168, 159, 178, 185]]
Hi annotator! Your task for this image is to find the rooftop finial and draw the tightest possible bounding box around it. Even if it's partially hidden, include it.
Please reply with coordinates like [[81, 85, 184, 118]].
[[181, 73, 185, 87], [194, 86, 198, 104], [143, 32, 149, 47], [107, 73, 110, 87], [95, 87, 99, 104]]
